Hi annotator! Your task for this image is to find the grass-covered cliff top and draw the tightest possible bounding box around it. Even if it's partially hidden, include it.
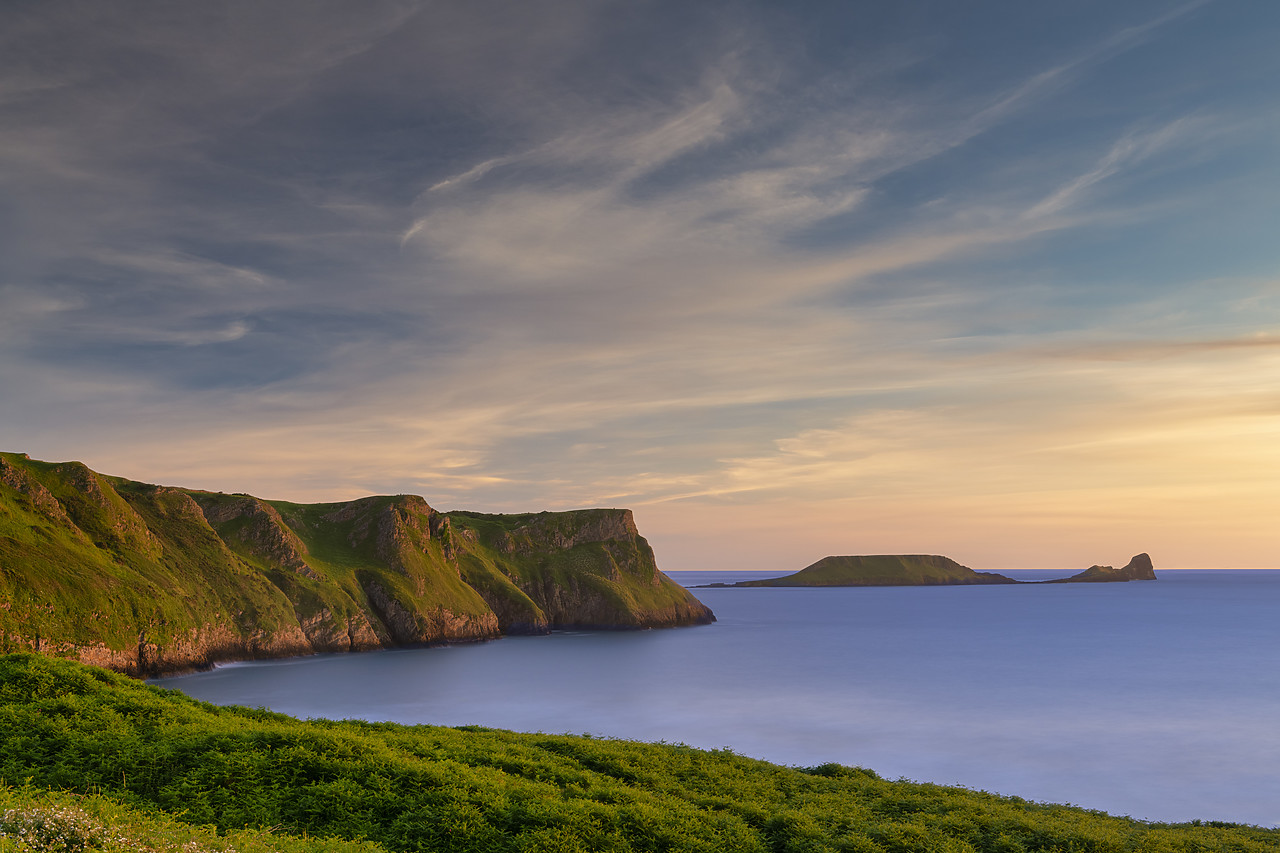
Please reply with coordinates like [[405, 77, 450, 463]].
[[1, 655, 1274, 853]]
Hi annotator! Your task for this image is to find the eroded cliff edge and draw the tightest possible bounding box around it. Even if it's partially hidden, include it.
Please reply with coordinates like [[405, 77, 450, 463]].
[[0, 453, 714, 676]]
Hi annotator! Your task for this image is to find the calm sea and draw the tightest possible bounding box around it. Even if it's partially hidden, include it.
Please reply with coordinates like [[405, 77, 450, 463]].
[[151, 569, 1280, 827]]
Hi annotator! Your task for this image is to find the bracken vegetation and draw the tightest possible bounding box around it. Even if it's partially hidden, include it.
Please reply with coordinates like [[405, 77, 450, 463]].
[[0, 784, 385, 853], [1, 655, 1275, 853]]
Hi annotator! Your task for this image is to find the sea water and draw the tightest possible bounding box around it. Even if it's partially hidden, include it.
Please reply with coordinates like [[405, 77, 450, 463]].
[[151, 569, 1280, 827]]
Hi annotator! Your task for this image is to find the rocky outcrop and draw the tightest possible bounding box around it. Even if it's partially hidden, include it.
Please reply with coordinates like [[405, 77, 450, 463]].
[[295, 606, 382, 653], [497, 509, 640, 554], [0, 455, 75, 527], [0, 452, 714, 677], [1046, 553, 1157, 583], [453, 509, 715, 630], [9, 622, 318, 678], [361, 580, 499, 644], [52, 462, 164, 558], [0, 457, 164, 558], [193, 493, 320, 580]]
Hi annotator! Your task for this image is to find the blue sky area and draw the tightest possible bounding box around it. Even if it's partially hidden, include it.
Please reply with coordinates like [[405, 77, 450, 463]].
[[3, 1, 1279, 569]]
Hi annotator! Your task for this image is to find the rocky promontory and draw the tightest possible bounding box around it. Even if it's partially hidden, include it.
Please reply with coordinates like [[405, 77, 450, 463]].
[[0, 452, 714, 676], [1044, 553, 1157, 583]]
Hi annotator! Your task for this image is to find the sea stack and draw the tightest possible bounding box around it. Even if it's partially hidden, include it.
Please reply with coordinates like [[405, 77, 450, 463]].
[[1049, 553, 1157, 583]]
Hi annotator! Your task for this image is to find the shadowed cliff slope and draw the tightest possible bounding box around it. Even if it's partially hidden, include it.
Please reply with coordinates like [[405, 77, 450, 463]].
[[0, 453, 713, 676]]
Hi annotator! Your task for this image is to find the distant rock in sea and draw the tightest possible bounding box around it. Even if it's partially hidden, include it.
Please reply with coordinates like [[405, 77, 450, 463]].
[[1044, 553, 1157, 583], [702, 554, 1018, 588], [699, 552, 1158, 588]]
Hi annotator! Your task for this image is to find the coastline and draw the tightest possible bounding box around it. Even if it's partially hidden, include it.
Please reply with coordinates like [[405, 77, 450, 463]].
[[152, 569, 1280, 826]]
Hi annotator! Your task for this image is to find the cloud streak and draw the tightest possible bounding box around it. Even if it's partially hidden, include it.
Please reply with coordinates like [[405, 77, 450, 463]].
[[3, 0, 1279, 568]]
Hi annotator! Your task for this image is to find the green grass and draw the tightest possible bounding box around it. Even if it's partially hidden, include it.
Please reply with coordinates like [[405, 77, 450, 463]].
[[0, 466, 281, 654], [0, 453, 711, 674], [1, 655, 1276, 853], [0, 783, 387, 853]]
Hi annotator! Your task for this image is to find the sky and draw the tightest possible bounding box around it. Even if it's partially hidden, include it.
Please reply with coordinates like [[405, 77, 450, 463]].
[[3, 0, 1279, 571]]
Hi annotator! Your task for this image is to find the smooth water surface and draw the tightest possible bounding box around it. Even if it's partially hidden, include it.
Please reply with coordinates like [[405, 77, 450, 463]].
[[152, 570, 1280, 826]]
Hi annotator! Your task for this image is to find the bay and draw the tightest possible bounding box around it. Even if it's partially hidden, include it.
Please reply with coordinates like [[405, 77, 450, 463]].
[[151, 569, 1280, 827]]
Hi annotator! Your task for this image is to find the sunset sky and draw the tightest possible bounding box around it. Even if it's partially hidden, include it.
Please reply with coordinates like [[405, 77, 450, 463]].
[[3, 1, 1279, 570]]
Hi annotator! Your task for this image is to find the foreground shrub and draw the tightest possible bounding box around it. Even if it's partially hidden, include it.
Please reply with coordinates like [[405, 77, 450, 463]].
[[1, 655, 1276, 853]]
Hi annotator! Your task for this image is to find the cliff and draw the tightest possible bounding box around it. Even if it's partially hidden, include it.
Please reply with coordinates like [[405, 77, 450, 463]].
[[719, 555, 1018, 587], [1044, 553, 1157, 583], [0, 453, 713, 676]]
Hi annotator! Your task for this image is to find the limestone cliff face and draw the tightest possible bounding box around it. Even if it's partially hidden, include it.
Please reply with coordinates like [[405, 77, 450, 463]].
[[361, 580, 499, 644], [0, 456, 76, 529], [448, 509, 715, 632], [194, 494, 319, 580], [495, 509, 640, 555], [0, 453, 713, 676]]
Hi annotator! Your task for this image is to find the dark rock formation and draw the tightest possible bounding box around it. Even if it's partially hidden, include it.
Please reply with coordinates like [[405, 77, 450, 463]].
[[1045, 553, 1157, 583]]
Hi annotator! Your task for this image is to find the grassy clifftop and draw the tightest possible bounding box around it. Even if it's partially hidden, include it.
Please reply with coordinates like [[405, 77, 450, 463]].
[[0, 453, 712, 675], [1, 654, 1275, 853]]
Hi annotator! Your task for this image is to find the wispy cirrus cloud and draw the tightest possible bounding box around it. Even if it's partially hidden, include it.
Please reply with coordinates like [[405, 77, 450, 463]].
[[4, 0, 1279, 569], [1023, 119, 1204, 220]]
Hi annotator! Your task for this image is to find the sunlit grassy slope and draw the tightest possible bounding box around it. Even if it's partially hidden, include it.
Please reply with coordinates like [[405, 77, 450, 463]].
[[0, 783, 386, 853], [1, 656, 1275, 853], [0, 453, 712, 675]]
